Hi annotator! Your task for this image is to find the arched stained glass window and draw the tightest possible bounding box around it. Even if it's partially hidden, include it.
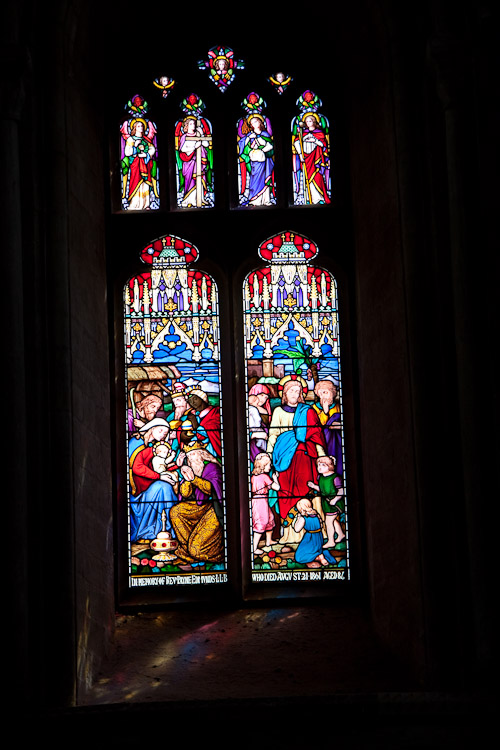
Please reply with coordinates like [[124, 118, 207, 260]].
[[237, 93, 276, 207], [124, 234, 227, 588], [243, 232, 348, 584], [119, 94, 159, 211], [113, 40, 353, 605], [292, 91, 331, 205], [175, 94, 214, 209]]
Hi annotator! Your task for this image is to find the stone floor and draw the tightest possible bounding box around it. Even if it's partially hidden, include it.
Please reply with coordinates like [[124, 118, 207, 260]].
[[40, 603, 492, 748], [81, 603, 413, 705]]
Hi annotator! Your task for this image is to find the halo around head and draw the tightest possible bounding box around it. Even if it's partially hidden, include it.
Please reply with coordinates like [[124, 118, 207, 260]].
[[278, 374, 308, 395]]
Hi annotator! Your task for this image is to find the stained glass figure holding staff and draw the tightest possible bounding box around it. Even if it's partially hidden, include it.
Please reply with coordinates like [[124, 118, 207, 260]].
[[175, 95, 214, 208]]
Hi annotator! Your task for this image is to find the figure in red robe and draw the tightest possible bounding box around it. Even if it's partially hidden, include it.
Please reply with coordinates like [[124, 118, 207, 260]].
[[121, 117, 158, 210], [188, 388, 222, 458], [293, 112, 331, 205], [266, 376, 327, 521]]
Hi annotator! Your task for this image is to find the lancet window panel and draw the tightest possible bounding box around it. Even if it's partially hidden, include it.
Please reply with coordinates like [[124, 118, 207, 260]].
[[119, 94, 159, 211], [174, 94, 214, 209], [124, 234, 227, 589], [114, 52, 335, 213], [237, 92, 276, 207], [291, 91, 331, 206], [243, 232, 349, 585]]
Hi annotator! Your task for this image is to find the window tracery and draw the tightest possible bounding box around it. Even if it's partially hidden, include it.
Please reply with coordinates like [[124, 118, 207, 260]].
[[198, 44, 245, 92]]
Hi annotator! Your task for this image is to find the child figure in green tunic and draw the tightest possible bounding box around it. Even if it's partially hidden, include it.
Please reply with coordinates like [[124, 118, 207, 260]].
[[307, 455, 345, 549]]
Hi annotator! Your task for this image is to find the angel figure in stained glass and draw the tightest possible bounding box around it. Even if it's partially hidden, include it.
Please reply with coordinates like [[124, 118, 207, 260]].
[[268, 71, 292, 94], [292, 111, 331, 205], [120, 116, 159, 210], [153, 75, 175, 98], [175, 115, 214, 208], [238, 113, 275, 206], [199, 45, 244, 92]]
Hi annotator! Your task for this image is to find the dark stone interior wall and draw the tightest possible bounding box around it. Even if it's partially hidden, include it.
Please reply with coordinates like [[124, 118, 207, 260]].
[[340, 7, 428, 680], [5, 0, 497, 715], [5, 1, 114, 707], [64, 13, 115, 693]]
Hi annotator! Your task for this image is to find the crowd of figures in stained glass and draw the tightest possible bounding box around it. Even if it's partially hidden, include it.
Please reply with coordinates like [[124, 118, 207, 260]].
[[125, 235, 227, 585], [243, 233, 348, 582], [118, 42, 331, 211]]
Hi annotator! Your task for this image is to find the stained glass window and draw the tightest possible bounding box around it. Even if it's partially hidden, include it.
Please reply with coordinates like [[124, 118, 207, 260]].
[[237, 93, 276, 207], [115, 44, 351, 603], [175, 94, 214, 209], [268, 71, 293, 95], [115, 55, 337, 212], [292, 91, 331, 205], [198, 44, 245, 92], [124, 234, 227, 587], [243, 232, 348, 584], [152, 75, 175, 99], [119, 94, 159, 211]]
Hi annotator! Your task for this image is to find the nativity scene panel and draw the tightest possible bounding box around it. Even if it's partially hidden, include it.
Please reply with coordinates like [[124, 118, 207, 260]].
[[124, 234, 227, 587]]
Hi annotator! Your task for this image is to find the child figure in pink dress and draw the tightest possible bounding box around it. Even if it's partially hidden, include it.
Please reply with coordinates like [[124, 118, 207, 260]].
[[251, 452, 280, 556]]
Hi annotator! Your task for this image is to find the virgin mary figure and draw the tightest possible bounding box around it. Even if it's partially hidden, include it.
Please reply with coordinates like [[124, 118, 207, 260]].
[[238, 114, 275, 206]]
